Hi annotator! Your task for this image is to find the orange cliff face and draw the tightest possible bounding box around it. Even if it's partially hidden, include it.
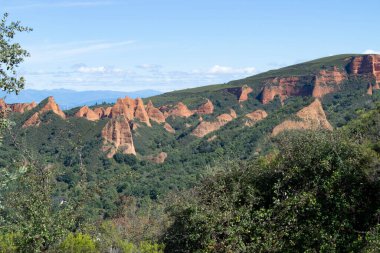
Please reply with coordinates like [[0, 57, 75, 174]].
[[22, 97, 66, 128], [272, 99, 333, 136], [106, 97, 151, 126], [312, 68, 346, 98], [9, 102, 38, 113], [192, 109, 237, 138], [101, 116, 136, 158], [134, 98, 151, 126], [348, 54, 380, 89], [22, 112, 41, 128], [147, 152, 168, 164], [74, 106, 100, 121], [162, 102, 194, 118], [257, 67, 348, 104], [245, 109, 268, 127], [40, 97, 66, 119], [196, 99, 214, 115], [226, 85, 253, 103], [146, 100, 166, 123], [93, 107, 112, 118], [258, 76, 314, 104]]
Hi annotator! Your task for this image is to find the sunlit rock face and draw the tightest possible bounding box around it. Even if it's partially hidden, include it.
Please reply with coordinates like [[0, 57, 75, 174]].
[[192, 109, 237, 138], [74, 106, 100, 121], [272, 99, 333, 136], [101, 116, 136, 158]]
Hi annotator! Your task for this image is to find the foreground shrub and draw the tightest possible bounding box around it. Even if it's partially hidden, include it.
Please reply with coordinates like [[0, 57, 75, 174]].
[[163, 131, 380, 252], [58, 233, 97, 253]]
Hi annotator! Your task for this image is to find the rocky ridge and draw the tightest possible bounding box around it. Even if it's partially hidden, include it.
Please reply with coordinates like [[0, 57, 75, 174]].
[[272, 99, 333, 136], [191, 109, 237, 138]]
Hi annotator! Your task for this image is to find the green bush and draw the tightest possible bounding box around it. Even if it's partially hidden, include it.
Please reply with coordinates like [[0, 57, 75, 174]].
[[163, 131, 380, 252], [58, 233, 97, 253], [0, 233, 18, 253]]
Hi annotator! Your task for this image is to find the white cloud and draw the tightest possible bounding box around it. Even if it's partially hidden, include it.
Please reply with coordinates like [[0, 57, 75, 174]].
[[78, 66, 107, 73], [26, 40, 135, 63], [364, 49, 380, 54], [136, 64, 162, 70], [23, 63, 259, 92], [208, 65, 256, 75], [59, 41, 135, 57], [77, 66, 124, 74]]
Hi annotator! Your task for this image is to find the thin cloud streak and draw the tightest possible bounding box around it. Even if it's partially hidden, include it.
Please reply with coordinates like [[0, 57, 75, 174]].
[[5, 1, 116, 10], [26, 40, 136, 63]]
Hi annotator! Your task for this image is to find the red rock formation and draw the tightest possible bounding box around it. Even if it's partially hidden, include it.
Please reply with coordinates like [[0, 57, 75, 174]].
[[163, 102, 194, 118], [0, 99, 6, 110], [40, 97, 66, 119], [22, 97, 65, 128], [196, 99, 214, 115], [101, 116, 136, 158], [75, 106, 100, 121], [109, 98, 135, 120], [245, 109, 268, 126], [192, 109, 237, 138], [258, 76, 316, 104], [147, 152, 167, 164], [239, 85, 254, 102], [108, 97, 151, 126], [348, 54, 380, 88], [367, 83, 373, 95], [22, 112, 41, 128], [312, 68, 346, 98], [272, 99, 333, 136], [146, 100, 166, 123], [226, 85, 254, 102], [134, 98, 151, 126], [9, 102, 37, 113], [94, 107, 106, 118], [164, 123, 175, 133]]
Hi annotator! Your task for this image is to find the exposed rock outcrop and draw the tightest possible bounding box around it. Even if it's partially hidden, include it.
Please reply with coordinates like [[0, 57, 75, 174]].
[[192, 109, 237, 138], [226, 85, 254, 102], [147, 152, 167, 164], [134, 98, 151, 126], [312, 68, 346, 98], [22, 112, 41, 128], [75, 106, 100, 121], [9, 102, 37, 113], [272, 99, 333, 136], [257, 67, 348, 104], [348, 54, 380, 89], [101, 116, 136, 158], [22, 97, 65, 128], [146, 100, 166, 123], [163, 102, 194, 118], [367, 83, 373, 95], [94, 107, 112, 118], [258, 76, 314, 104], [0, 99, 7, 111], [196, 99, 214, 115], [245, 109, 268, 126], [164, 123, 175, 134], [108, 97, 151, 126], [40, 97, 66, 119]]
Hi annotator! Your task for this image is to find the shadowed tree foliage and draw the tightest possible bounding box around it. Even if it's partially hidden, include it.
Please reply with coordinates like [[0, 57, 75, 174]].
[[163, 131, 380, 252]]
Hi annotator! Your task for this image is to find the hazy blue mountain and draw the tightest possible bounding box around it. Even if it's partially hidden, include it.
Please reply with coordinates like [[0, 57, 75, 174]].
[[0, 89, 161, 109]]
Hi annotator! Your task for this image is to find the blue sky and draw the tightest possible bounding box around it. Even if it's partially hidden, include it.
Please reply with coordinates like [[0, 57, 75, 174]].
[[2, 0, 380, 92]]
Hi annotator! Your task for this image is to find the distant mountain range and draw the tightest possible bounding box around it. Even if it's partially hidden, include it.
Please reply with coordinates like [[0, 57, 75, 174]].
[[0, 89, 161, 109]]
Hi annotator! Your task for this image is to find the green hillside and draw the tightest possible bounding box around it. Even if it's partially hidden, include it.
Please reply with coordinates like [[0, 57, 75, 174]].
[[1, 54, 380, 252]]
